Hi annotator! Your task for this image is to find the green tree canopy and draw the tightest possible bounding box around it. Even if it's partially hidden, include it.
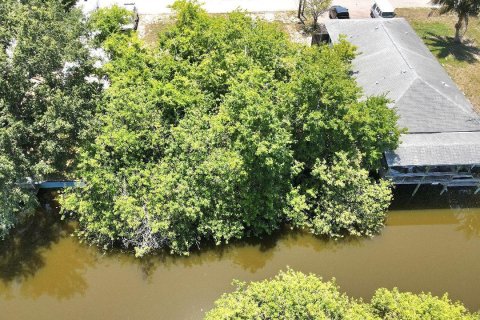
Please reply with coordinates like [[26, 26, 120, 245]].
[[304, 0, 332, 29], [286, 152, 393, 238], [61, 0, 401, 256], [0, 0, 100, 238], [205, 270, 479, 320], [88, 5, 134, 45], [370, 288, 479, 320]]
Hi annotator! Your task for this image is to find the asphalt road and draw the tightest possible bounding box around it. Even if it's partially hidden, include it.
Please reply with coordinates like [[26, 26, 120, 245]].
[[78, 0, 434, 15]]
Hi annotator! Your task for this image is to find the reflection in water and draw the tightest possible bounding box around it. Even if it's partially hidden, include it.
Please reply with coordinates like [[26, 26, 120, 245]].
[[0, 188, 479, 319], [282, 230, 366, 253], [455, 212, 480, 239], [391, 185, 480, 210], [392, 185, 480, 240], [18, 238, 95, 300], [0, 192, 95, 300], [0, 202, 66, 283], [117, 230, 365, 279], [110, 232, 282, 279]]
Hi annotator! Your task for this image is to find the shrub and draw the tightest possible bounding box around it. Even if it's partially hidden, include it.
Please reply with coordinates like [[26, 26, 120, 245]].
[[206, 270, 480, 320]]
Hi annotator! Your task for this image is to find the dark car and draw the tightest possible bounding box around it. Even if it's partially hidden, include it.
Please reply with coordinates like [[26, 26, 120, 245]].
[[329, 6, 350, 19]]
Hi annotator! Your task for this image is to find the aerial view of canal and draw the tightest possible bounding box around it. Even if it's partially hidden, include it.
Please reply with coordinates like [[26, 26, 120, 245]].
[[1, 187, 479, 319]]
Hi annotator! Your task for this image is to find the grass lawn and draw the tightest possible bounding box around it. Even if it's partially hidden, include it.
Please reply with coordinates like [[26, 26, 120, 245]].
[[142, 19, 174, 47], [140, 11, 307, 47], [397, 8, 480, 112]]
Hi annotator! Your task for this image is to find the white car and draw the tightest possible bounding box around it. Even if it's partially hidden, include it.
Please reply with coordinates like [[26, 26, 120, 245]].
[[121, 3, 139, 31], [370, 0, 396, 18]]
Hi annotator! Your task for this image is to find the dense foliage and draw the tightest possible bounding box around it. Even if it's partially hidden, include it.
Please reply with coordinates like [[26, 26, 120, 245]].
[[287, 152, 393, 238], [0, 0, 99, 238], [205, 270, 479, 320], [61, 0, 401, 256], [304, 0, 332, 29], [88, 5, 134, 45]]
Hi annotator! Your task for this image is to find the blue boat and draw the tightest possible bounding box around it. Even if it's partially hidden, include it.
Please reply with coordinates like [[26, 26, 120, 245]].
[[36, 181, 85, 189]]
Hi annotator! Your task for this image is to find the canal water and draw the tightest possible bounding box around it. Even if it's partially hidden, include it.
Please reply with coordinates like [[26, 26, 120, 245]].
[[1, 187, 479, 319]]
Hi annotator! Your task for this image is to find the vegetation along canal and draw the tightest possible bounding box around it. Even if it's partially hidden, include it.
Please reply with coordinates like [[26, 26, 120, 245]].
[[0, 187, 479, 319]]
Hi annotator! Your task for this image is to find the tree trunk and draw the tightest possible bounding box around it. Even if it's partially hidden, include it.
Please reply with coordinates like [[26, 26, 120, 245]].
[[454, 14, 464, 43], [298, 0, 306, 21], [298, 0, 302, 19]]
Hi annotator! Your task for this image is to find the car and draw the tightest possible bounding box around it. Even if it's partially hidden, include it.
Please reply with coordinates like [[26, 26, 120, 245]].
[[329, 6, 350, 19], [121, 2, 140, 31], [370, 0, 396, 18]]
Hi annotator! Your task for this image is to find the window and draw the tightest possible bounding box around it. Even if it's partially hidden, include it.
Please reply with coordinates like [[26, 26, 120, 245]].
[[429, 166, 454, 173], [412, 166, 427, 173], [390, 166, 409, 174]]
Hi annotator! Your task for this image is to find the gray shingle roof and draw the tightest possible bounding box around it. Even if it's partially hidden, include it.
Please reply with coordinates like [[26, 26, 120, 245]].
[[385, 132, 480, 166], [325, 18, 480, 134], [325, 18, 480, 167]]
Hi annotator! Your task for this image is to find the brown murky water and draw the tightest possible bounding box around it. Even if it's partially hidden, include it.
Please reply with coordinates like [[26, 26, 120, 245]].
[[1, 188, 480, 319]]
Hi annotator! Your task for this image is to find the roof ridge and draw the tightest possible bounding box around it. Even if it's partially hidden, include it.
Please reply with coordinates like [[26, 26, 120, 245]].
[[324, 18, 480, 134], [381, 22, 414, 70], [420, 78, 477, 115], [396, 77, 480, 129], [379, 21, 424, 105], [353, 47, 390, 62], [388, 21, 477, 115], [396, 45, 432, 64], [392, 76, 417, 106]]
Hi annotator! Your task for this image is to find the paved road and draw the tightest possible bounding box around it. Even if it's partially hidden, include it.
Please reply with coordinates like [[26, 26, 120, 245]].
[[333, 0, 434, 18], [78, 0, 433, 15]]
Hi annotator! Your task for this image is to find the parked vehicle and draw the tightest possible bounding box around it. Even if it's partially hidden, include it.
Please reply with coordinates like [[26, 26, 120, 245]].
[[329, 6, 350, 19], [370, 0, 396, 18], [121, 2, 140, 31]]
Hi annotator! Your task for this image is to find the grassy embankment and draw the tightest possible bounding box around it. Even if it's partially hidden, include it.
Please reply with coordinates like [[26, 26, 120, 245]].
[[397, 8, 480, 112]]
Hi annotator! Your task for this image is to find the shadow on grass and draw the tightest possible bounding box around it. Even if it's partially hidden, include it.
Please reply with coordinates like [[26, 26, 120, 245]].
[[423, 32, 480, 63]]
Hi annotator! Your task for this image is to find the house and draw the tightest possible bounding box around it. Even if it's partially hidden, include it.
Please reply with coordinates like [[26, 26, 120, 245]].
[[324, 18, 480, 194]]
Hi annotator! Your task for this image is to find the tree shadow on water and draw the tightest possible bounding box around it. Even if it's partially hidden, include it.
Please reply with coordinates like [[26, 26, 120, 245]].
[[131, 227, 368, 280], [0, 200, 69, 283], [117, 229, 286, 281], [423, 32, 480, 63], [0, 191, 95, 300], [226, 231, 282, 273]]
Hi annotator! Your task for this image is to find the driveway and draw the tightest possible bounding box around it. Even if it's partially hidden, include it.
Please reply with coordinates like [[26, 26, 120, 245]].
[[331, 0, 434, 18], [78, 0, 433, 15]]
